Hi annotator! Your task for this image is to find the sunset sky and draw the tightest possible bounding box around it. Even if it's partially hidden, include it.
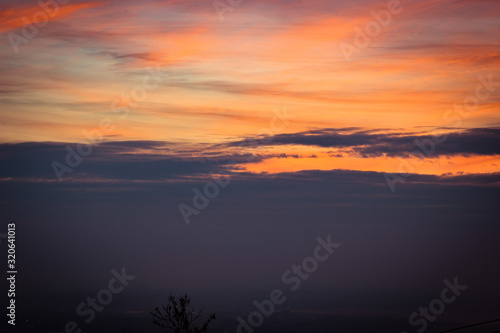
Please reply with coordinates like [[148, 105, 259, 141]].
[[1, 0, 500, 332], [1, 0, 499, 177]]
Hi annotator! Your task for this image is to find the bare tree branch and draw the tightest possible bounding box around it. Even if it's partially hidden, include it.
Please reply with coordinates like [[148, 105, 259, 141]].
[[151, 294, 216, 333]]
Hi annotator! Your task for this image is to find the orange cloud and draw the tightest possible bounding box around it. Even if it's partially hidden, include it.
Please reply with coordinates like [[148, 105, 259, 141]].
[[0, 1, 101, 34]]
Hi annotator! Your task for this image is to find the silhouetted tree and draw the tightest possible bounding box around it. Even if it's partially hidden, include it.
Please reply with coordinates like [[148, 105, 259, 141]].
[[151, 294, 216, 333]]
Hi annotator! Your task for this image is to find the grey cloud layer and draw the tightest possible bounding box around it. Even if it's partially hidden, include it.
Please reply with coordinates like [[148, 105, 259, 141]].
[[228, 127, 500, 157]]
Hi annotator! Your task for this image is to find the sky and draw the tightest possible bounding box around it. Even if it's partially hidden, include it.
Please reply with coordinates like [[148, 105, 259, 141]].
[[0, 0, 500, 332]]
